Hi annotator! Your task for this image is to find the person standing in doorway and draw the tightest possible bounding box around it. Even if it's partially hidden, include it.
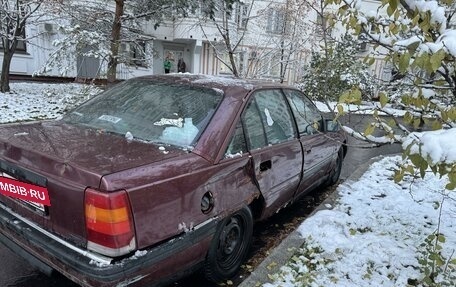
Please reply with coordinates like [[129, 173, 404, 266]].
[[164, 56, 171, 74], [178, 58, 186, 73]]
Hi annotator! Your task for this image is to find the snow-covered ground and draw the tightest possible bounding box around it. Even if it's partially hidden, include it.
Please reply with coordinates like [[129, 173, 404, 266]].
[[264, 156, 456, 287], [0, 82, 101, 124], [1, 82, 455, 286]]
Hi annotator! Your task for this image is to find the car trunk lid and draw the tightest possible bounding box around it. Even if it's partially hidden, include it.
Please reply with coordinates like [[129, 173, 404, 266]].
[[0, 120, 184, 249]]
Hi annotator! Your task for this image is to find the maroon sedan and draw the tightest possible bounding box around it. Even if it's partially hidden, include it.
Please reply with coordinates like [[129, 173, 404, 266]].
[[0, 74, 346, 286]]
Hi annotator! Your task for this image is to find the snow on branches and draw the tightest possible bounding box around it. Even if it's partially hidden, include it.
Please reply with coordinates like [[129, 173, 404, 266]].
[[327, 0, 456, 188]]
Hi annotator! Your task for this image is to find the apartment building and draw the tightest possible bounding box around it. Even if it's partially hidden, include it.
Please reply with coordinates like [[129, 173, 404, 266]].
[[1, 0, 385, 84]]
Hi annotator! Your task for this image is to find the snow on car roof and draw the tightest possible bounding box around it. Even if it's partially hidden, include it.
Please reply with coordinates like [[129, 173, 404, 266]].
[[142, 73, 283, 92]]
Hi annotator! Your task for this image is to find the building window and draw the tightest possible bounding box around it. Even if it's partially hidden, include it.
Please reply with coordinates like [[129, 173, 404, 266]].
[[259, 51, 281, 79], [0, 32, 26, 52], [128, 41, 147, 67], [238, 50, 246, 76], [219, 52, 233, 74], [236, 3, 249, 29], [200, 0, 232, 20], [266, 8, 285, 34]]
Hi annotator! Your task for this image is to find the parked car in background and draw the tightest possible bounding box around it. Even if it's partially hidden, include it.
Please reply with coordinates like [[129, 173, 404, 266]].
[[0, 74, 346, 286]]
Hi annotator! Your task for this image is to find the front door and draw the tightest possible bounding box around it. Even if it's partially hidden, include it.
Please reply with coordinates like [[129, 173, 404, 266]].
[[242, 89, 303, 218], [283, 89, 336, 195], [163, 50, 184, 73]]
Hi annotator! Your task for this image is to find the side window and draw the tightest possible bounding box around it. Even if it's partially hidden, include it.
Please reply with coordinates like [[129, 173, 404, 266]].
[[225, 122, 248, 157], [243, 99, 267, 150], [254, 90, 295, 145], [284, 89, 322, 135]]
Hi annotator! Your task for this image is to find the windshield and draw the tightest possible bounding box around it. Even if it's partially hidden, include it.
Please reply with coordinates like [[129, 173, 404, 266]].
[[63, 78, 223, 147]]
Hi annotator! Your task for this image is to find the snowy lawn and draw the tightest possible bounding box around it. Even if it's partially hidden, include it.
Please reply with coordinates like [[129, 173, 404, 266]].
[[0, 82, 101, 123], [264, 156, 456, 287]]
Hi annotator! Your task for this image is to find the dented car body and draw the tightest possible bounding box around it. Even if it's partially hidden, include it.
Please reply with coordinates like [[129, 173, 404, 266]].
[[0, 74, 346, 286]]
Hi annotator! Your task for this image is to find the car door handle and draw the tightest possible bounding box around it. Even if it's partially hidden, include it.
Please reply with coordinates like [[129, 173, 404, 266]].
[[259, 160, 272, 172], [306, 149, 312, 154]]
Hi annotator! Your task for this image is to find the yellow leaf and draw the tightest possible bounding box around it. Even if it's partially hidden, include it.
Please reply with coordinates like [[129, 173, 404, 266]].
[[337, 104, 344, 115], [364, 124, 375, 136]]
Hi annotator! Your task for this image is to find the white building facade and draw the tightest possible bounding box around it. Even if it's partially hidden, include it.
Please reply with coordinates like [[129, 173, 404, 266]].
[[1, 0, 387, 84]]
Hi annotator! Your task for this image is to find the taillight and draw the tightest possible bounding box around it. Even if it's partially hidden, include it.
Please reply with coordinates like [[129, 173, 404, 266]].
[[84, 188, 136, 257]]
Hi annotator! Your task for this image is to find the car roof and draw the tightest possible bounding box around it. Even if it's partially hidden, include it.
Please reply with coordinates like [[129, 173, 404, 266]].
[[137, 74, 289, 100]]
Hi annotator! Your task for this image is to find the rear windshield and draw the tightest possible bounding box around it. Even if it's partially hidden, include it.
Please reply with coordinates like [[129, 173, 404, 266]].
[[63, 78, 223, 147]]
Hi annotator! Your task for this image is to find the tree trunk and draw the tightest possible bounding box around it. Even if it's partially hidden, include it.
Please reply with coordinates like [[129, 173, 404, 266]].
[[107, 0, 124, 85], [228, 51, 239, 77], [0, 38, 16, 93], [0, 51, 13, 92]]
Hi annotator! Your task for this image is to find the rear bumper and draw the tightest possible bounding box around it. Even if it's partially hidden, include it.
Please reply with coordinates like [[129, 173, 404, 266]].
[[0, 202, 217, 286]]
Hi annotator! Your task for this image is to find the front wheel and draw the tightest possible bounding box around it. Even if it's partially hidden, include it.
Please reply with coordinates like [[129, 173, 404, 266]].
[[204, 206, 253, 283]]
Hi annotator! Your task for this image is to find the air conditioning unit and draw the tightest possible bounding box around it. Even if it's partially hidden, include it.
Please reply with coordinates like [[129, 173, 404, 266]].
[[40, 23, 58, 34]]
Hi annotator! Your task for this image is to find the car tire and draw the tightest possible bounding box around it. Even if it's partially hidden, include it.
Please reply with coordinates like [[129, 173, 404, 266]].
[[204, 206, 253, 283], [326, 149, 343, 186]]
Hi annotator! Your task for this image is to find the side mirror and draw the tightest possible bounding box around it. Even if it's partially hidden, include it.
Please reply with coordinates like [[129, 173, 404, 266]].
[[325, 119, 340, 132]]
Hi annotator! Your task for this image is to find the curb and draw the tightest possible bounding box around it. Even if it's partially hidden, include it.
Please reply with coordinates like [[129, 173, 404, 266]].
[[238, 155, 391, 287]]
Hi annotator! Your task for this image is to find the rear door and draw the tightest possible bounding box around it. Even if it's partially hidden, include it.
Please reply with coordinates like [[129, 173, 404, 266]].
[[241, 89, 303, 218]]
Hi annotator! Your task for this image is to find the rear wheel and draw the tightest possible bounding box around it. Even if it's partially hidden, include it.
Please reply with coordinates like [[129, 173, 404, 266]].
[[326, 149, 343, 186], [204, 206, 253, 282]]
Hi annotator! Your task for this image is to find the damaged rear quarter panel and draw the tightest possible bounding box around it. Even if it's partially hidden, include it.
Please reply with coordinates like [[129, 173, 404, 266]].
[[100, 152, 259, 250]]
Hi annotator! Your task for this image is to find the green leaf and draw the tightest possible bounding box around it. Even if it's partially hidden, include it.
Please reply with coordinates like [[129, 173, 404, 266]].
[[387, 5, 394, 17], [368, 57, 375, 66], [431, 120, 442, 130], [430, 49, 446, 72], [409, 154, 428, 175], [413, 118, 422, 129], [403, 112, 413, 124], [436, 257, 445, 267], [339, 4, 349, 13], [399, 52, 411, 74], [438, 234, 446, 243], [429, 253, 438, 261], [420, 165, 426, 178], [449, 107, 456, 121], [379, 92, 388, 108], [389, 0, 398, 11], [423, 276, 433, 285], [412, 14, 420, 26], [446, 181, 456, 190], [394, 170, 404, 183], [407, 41, 420, 54]]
